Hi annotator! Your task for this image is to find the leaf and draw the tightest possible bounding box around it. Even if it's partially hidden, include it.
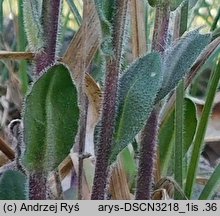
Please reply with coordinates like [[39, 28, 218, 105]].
[[189, 0, 199, 9], [156, 29, 211, 103], [0, 0, 4, 32], [18, 0, 28, 93], [185, 60, 220, 199], [117, 144, 137, 187], [23, 64, 79, 172], [0, 170, 27, 200], [159, 98, 197, 175], [170, 0, 184, 11], [23, 0, 43, 51], [111, 52, 162, 162], [148, 0, 184, 9], [199, 163, 220, 200], [93, 0, 112, 38], [184, 98, 197, 153], [159, 106, 175, 175], [147, 0, 158, 7], [83, 158, 95, 193]]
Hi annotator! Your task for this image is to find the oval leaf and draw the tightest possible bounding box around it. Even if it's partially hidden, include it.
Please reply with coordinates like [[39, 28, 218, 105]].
[[156, 29, 211, 103], [0, 170, 27, 200], [111, 52, 162, 162], [23, 64, 79, 172]]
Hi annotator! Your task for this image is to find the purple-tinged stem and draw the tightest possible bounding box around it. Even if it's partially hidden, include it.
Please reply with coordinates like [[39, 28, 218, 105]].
[[35, 0, 62, 75], [91, 0, 129, 200], [152, 3, 170, 52], [29, 172, 47, 200], [91, 59, 120, 200], [136, 108, 159, 199], [135, 3, 170, 200]]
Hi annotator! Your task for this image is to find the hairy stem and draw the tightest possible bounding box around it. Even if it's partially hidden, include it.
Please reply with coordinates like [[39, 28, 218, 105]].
[[91, 58, 121, 200], [35, 0, 62, 74], [152, 3, 170, 52], [136, 108, 159, 199], [29, 172, 47, 200], [91, 0, 129, 200], [135, 3, 170, 200]]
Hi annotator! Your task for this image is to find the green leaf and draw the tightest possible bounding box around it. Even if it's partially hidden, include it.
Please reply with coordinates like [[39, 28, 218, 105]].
[[159, 107, 175, 176], [111, 52, 162, 162], [117, 144, 137, 187], [185, 59, 220, 199], [170, 0, 184, 11], [156, 29, 211, 103], [23, 64, 79, 172], [189, 0, 199, 9], [199, 163, 220, 200], [93, 0, 113, 36], [0, 170, 27, 200], [0, 0, 4, 32], [159, 97, 197, 175], [23, 0, 43, 51], [183, 98, 197, 153], [148, 0, 184, 9], [147, 0, 158, 7], [93, 0, 113, 55], [174, 81, 185, 199]]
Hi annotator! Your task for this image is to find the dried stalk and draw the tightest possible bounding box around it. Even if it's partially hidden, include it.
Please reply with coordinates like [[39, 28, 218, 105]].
[[0, 51, 34, 60], [0, 137, 15, 161], [130, 0, 147, 58]]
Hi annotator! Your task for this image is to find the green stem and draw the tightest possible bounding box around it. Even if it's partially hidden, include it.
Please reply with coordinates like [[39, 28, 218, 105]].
[[174, 1, 188, 200], [174, 80, 184, 199], [185, 59, 220, 199]]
